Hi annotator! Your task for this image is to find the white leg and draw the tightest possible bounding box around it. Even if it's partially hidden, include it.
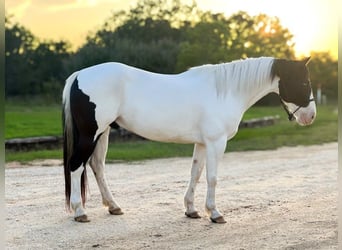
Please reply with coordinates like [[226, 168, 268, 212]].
[[89, 127, 123, 215], [205, 137, 227, 223], [184, 143, 206, 218], [70, 166, 89, 221]]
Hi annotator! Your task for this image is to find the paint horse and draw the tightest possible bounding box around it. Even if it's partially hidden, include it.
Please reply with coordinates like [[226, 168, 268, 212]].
[[62, 57, 316, 223]]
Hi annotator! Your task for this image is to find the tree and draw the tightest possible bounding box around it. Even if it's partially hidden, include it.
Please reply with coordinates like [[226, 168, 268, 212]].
[[308, 52, 337, 101], [5, 16, 36, 96], [67, 0, 198, 74], [176, 11, 295, 72], [5, 16, 71, 98], [28, 40, 71, 99], [228, 13, 294, 58], [175, 13, 231, 71]]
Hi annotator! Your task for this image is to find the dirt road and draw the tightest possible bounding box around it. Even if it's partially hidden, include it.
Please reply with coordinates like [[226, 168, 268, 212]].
[[6, 143, 338, 249]]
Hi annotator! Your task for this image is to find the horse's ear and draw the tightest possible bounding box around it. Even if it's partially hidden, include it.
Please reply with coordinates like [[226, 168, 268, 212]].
[[302, 56, 311, 66]]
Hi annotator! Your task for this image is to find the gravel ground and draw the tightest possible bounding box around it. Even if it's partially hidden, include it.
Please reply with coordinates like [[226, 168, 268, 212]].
[[6, 143, 338, 249]]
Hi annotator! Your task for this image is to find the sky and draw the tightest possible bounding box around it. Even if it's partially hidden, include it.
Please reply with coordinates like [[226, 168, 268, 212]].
[[5, 0, 338, 58]]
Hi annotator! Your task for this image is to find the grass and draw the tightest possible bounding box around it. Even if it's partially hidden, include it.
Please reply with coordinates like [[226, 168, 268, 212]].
[[5, 103, 338, 163], [5, 149, 63, 163], [5, 103, 62, 139]]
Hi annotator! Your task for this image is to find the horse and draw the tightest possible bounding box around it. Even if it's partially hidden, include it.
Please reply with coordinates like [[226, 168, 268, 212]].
[[62, 57, 316, 223]]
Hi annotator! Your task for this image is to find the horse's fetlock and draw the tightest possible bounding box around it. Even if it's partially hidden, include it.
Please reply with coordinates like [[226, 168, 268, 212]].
[[71, 201, 81, 211]]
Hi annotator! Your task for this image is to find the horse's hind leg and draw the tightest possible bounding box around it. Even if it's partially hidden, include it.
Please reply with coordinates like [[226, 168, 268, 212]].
[[89, 127, 123, 215], [184, 143, 206, 218], [69, 135, 96, 222], [70, 166, 88, 222]]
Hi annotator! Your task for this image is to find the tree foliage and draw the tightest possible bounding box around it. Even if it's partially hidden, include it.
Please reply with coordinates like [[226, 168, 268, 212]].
[[66, 0, 196, 73], [176, 11, 295, 71], [5, 16, 70, 99], [308, 52, 337, 101], [5, 1, 337, 102]]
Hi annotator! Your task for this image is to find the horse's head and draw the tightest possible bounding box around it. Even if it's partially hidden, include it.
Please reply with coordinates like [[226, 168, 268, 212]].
[[272, 57, 316, 126]]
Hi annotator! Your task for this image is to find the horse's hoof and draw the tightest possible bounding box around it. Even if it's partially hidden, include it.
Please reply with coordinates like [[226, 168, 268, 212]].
[[185, 211, 201, 219], [74, 214, 90, 223], [210, 216, 226, 224], [109, 207, 124, 215]]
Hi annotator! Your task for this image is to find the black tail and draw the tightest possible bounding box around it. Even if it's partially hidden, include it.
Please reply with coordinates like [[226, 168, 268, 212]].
[[62, 72, 87, 211], [62, 106, 71, 211]]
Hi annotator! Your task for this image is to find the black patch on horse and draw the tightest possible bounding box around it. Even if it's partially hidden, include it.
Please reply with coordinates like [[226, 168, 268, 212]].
[[271, 58, 312, 107], [69, 78, 99, 171]]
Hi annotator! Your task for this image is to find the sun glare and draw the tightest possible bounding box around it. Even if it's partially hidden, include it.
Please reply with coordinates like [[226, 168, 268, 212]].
[[273, 0, 337, 58], [7, 0, 31, 18], [199, 0, 337, 58]]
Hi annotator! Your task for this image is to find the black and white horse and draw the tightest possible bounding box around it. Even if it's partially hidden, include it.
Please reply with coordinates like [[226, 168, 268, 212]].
[[62, 57, 316, 223]]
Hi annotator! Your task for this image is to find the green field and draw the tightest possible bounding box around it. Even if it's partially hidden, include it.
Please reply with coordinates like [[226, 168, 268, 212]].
[[5, 103, 338, 162], [5, 103, 62, 139]]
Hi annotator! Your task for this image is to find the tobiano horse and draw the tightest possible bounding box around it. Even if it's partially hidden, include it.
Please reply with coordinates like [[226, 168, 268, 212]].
[[62, 57, 316, 223]]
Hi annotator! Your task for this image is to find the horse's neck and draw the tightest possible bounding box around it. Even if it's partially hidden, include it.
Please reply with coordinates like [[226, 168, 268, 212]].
[[190, 58, 279, 111], [221, 63, 280, 113], [240, 78, 279, 111]]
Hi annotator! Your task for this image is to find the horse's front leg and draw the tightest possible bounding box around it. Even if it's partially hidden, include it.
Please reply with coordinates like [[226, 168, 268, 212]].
[[205, 137, 227, 223], [184, 143, 206, 218]]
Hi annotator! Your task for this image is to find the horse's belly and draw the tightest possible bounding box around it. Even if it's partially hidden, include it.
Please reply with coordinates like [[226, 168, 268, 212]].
[[114, 82, 205, 143], [116, 116, 201, 144]]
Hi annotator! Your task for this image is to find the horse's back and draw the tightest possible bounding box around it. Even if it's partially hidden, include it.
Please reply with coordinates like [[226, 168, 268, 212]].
[[76, 62, 135, 89]]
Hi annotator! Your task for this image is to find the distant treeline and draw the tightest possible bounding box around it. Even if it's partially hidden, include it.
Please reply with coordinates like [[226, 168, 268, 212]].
[[5, 0, 337, 103]]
